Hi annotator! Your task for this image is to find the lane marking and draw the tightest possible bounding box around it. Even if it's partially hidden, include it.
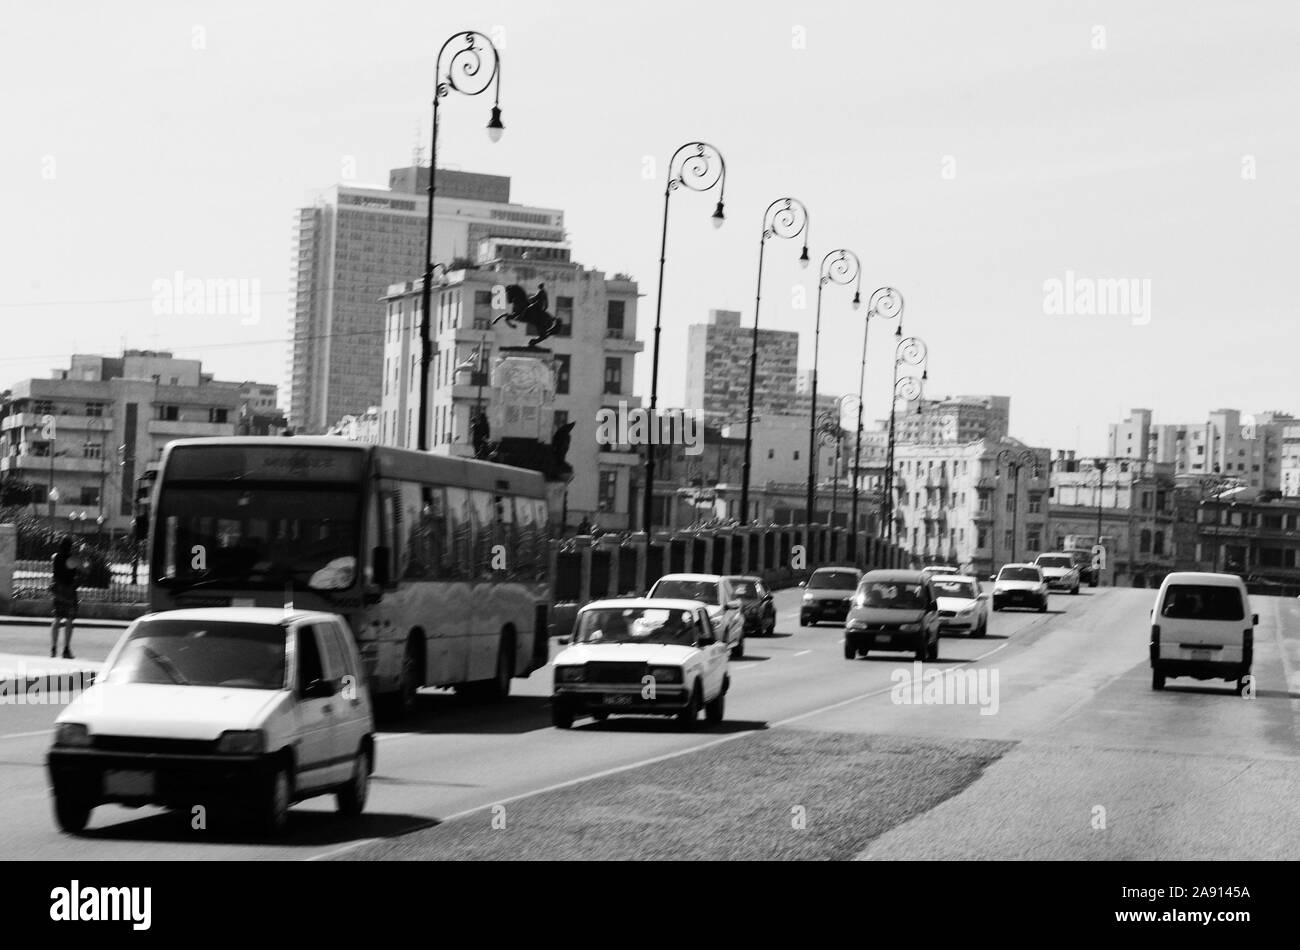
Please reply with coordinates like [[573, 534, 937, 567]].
[[305, 640, 1009, 862], [793, 650, 811, 657], [0, 729, 53, 741]]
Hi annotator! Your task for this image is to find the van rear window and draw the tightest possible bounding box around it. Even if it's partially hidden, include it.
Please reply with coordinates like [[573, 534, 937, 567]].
[[1159, 584, 1244, 621]]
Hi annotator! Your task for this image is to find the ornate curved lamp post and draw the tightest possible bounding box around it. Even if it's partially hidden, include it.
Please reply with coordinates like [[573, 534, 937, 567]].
[[739, 198, 810, 525], [883, 333, 927, 543], [417, 31, 504, 452], [849, 287, 902, 559], [805, 249, 861, 527], [642, 142, 727, 539], [997, 448, 1039, 564]]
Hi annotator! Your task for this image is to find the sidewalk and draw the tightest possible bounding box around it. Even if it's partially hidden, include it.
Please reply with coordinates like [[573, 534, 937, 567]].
[[0, 615, 130, 629]]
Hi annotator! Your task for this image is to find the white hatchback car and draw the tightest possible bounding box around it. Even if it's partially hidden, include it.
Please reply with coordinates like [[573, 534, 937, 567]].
[[929, 574, 990, 637], [47, 608, 374, 836], [552, 599, 730, 730]]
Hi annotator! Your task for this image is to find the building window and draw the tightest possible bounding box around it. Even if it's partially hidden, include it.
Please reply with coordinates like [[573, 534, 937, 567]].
[[157, 405, 179, 421], [209, 408, 229, 424], [33, 400, 53, 415], [1003, 529, 1014, 549], [1153, 531, 1165, 555], [85, 403, 105, 417], [554, 355, 571, 395], [555, 296, 573, 337], [606, 300, 626, 338], [598, 470, 618, 511], [978, 493, 989, 512], [1006, 494, 1015, 513], [603, 357, 623, 395], [472, 291, 493, 329], [1025, 532, 1040, 552], [768, 449, 774, 459], [977, 528, 988, 548], [82, 442, 102, 460], [553, 410, 569, 433], [79, 486, 100, 506], [793, 450, 800, 461], [1027, 496, 1042, 514]]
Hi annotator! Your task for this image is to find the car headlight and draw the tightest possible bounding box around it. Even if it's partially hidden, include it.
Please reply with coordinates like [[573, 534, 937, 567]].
[[54, 723, 91, 748], [959, 606, 973, 615], [555, 665, 585, 684], [802, 593, 814, 603], [648, 666, 683, 684], [215, 730, 265, 755], [899, 623, 921, 633]]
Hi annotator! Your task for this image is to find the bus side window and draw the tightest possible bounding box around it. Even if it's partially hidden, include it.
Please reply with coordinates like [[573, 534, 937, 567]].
[[418, 484, 446, 581], [494, 493, 516, 579], [445, 486, 471, 580], [515, 496, 536, 579], [364, 484, 383, 585], [468, 490, 495, 579], [381, 484, 404, 580], [400, 480, 427, 581]]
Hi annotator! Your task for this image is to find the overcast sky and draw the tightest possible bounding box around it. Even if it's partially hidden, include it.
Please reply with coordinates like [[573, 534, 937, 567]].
[[2, 0, 1296, 455]]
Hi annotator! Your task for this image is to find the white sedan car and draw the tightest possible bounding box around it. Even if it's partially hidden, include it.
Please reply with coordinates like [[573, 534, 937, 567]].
[[991, 564, 1049, 612], [929, 574, 990, 637], [1034, 553, 1081, 594], [47, 608, 374, 836], [552, 599, 730, 730]]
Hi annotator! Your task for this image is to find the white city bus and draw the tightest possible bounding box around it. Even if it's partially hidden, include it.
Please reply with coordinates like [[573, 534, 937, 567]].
[[145, 437, 552, 713]]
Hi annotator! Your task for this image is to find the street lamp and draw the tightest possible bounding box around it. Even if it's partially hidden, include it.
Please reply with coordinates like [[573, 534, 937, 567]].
[[846, 287, 903, 560], [997, 448, 1038, 564], [739, 197, 811, 525], [417, 30, 504, 452], [1093, 458, 1109, 583], [643, 142, 727, 540], [818, 403, 850, 531], [883, 334, 928, 543], [805, 248, 861, 528]]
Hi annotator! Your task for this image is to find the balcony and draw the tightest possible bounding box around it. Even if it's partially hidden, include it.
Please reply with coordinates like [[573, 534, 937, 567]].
[[603, 332, 643, 353], [2, 453, 112, 474]]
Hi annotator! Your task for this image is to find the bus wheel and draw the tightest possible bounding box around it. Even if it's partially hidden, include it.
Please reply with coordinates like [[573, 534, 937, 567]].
[[486, 634, 515, 702], [385, 639, 423, 717]]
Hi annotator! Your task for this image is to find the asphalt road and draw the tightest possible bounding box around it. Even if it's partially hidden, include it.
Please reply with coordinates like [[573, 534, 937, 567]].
[[0, 584, 1296, 860]]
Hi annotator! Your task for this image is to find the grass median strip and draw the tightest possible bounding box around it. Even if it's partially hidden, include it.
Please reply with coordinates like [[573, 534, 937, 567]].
[[336, 730, 1015, 861]]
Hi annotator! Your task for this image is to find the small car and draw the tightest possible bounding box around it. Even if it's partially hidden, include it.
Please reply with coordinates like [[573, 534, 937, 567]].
[[1034, 553, 1081, 594], [551, 599, 730, 730], [46, 608, 375, 836], [799, 566, 863, 627], [991, 564, 1049, 612], [1150, 572, 1256, 694], [844, 570, 942, 661], [929, 574, 990, 637], [647, 573, 746, 658], [725, 574, 776, 636]]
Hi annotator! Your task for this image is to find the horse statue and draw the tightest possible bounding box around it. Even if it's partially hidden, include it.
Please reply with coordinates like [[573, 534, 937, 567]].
[[492, 282, 560, 347]]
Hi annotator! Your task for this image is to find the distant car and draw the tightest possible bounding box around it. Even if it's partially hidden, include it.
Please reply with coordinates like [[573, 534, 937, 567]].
[[929, 574, 990, 637], [920, 565, 962, 582], [799, 566, 863, 627], [47, 608, 375, 836], [991, 564, 1049, 612], [1066, 549, 1096, 587], [725, 574, 776, 636], [1150, 572, 1256, 694], [647, 573, 746, 658], [551, 599, 730, 729], [1034, 553, 1081, 594], [844, 570, 942, 661]]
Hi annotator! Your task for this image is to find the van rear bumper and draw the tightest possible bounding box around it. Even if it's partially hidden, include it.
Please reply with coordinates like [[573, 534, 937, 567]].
[[1150, 658, 1250, 681]]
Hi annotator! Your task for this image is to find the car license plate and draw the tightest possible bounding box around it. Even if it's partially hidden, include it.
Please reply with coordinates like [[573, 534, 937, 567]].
[[1189, 649, 1213, 662], [875, 634, 892, 644], [604, 694, 633, 706], [104, 770, 155, 797]]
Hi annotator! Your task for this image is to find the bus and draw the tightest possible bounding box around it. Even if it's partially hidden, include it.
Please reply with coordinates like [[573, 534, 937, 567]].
[[145, 437, 552, 713]]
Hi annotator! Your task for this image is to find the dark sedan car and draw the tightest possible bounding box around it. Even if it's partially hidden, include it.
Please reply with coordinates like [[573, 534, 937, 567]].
[[725, 575, 776, 636]]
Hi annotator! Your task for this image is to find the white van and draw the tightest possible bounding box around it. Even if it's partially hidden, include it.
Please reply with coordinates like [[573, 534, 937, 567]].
[[1150, 572, 1256, 694]]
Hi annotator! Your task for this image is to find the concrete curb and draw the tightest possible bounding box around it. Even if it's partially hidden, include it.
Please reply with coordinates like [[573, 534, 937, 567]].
[[0, 616, 131, 629]]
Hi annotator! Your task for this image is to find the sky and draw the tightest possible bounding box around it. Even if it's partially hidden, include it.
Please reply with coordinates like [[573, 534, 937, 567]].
[[2, 0, 1297, 457]]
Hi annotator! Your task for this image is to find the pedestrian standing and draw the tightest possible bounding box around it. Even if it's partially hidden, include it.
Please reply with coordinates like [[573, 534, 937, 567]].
[[49, 535, 79, 659]]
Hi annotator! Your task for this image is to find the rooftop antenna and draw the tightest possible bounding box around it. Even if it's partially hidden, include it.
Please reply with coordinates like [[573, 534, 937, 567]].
[[412, 117, 425, 169]]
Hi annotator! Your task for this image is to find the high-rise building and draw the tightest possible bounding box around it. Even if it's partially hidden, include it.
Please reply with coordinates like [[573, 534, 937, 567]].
[[287, 168, 565, 434], [0, 351, 274, 534], [685, 310, 799, 425], [891, 394, 1010, 445], [1111, 407, 1294, 491]]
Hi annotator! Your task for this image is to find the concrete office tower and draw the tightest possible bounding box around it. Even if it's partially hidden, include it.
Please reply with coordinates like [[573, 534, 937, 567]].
[[288, 168, 565, 434]]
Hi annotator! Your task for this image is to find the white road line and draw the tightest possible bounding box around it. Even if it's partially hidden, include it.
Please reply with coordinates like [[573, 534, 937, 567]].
[[0, 729, 53, 741], [793, 650, 811, 657], [304, 640, 1010, 862]]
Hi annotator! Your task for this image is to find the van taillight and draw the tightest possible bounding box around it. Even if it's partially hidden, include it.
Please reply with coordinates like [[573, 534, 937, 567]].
[[1243, 628, 1253, 667], [1150, 624, 1160, 664]]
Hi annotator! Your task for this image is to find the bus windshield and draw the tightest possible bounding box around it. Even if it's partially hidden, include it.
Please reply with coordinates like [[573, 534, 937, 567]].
[[155, 485, 361, 591]]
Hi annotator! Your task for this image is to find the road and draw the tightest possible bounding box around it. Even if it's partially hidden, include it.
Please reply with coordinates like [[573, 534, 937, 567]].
[[0, 584, 1297, 860]]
